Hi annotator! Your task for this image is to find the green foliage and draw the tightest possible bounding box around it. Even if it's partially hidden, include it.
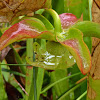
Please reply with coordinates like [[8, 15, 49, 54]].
[[0, 9, 99, 75], [0, 64, 6, 100], [0, 0, 99, 100]]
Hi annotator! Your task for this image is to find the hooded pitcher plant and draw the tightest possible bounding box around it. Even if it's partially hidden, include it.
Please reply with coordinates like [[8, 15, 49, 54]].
[[0, 9, 100, 75]]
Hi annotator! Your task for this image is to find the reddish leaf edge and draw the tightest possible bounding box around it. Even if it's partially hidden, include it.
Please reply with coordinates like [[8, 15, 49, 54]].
[[0, 19, 55, 51], [57, 28, 91, 75], [0, 13, 92, 75], [59, 13, 83, 30]]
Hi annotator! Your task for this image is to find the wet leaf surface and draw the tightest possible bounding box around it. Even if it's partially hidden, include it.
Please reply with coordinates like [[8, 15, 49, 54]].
[[26, 41, 75, 70]]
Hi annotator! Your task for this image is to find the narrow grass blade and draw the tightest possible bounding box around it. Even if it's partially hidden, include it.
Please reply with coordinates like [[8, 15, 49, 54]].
[[25, 38, 34, 100], [0, 62, 6, 100], [11, 45, 26, 74], [0, 63, 32, 66], [2, 68, 26, 77], [33, 67, 37, 100], [41, 72, 81, 94], [88, 0, 93, 21], [76, 91, 87, 100], [37, 68, 44, 100], [37, 39, 45, 100], [51, 69, 69, 100], [57, 81, 86, 100]]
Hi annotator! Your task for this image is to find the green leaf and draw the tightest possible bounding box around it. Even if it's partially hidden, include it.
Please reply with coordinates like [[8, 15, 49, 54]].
[[11, 45, 26, 74], [72, 21, 100, 38], [52, 0, 64, 14], [46, 41, 75, 68], [36, 39, 45, 100], [59, 13, 78, 30], [33, 14, 54, 30], [2, 68, 26, 77], [45, 9, 62, 33], [25, 38, 34, 100], [0, 63, 6, 100], [51, 69, 69, 100], [26, 41, 75, 69], [57, 80, 86, 100], [76, 90, 87, 100], [0, 9, 99, 75], [0, 19, 54, 51], [57, 28, 91, 75], [37, 68, 44, 100], [41, 72, 81, 93], [64, 0, 83, 18]]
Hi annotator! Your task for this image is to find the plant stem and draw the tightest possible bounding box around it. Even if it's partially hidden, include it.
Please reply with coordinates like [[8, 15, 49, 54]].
[[45, 9, 62, 33], [37, 68, 44, 100], [88, 0, 93, 21], [36, 39, 45, 100], [0, 63, 32, 66], [76, 91, 87, 100], [25, 38, 34, 100], [0, 62, 6, 100], [33, 67, 37, 100]]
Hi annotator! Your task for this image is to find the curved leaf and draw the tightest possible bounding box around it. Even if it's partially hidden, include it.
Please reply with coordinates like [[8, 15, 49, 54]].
[[57, 28, 91, 75], [0, 19, 55, 51], [45, 9, 62, 33], [59, 13, 78, 29], [72, 21, 100, 38], [34, 14, 54, 30]]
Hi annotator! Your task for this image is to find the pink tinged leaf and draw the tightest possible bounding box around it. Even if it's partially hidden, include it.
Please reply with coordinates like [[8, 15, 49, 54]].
[[59, 13, 78, 29], [0, 19, 54, 51], [57, 28, 91, 75]]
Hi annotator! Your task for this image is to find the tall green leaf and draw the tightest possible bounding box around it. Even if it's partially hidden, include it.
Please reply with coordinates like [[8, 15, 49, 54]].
[[0, 62, 6, 100]]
